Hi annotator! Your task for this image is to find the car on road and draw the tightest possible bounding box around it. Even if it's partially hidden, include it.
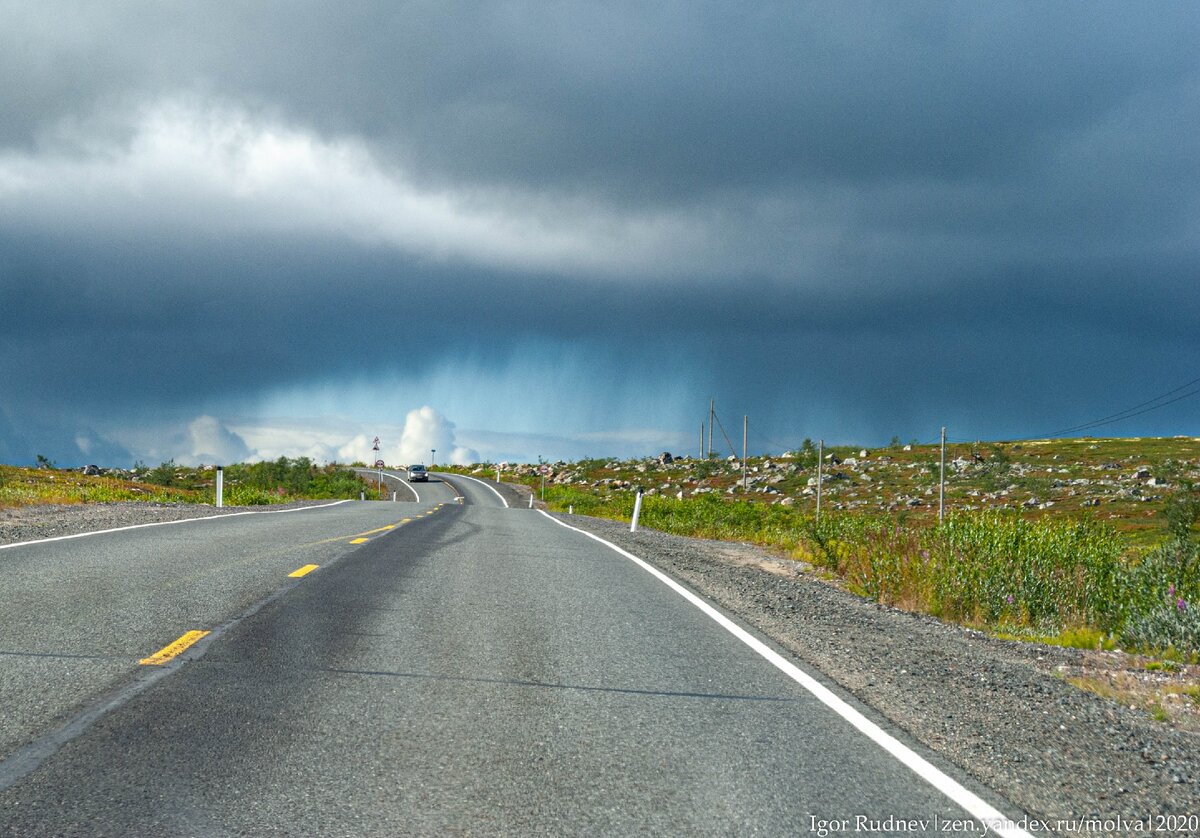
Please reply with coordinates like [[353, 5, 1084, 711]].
[[408, 464, 429, 482]]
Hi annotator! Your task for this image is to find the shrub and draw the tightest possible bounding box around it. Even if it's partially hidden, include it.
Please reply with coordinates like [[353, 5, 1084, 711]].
[[1161, 483, 1200, 541], [145, 460, 179, 487], [226, 486, 275, 505], [1121, 598, 1200, 654]]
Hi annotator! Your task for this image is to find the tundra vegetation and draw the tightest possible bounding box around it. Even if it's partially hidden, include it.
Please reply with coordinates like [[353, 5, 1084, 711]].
[[0, 457, 370, 508], [452, 437, 1200, 663]]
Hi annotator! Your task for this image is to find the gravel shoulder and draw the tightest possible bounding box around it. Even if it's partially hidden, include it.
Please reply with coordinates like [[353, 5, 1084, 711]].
[[550, 512, 1199, 838]]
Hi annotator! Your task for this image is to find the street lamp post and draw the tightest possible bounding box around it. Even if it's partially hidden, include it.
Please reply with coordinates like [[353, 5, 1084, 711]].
[[431, 449, 436, 468]]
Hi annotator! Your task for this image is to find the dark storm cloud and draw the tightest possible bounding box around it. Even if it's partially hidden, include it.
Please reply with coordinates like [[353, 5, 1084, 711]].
[[1, 2, 1198, 462], [3, 2, 1197, 196], [3, 225, 1197, 455]]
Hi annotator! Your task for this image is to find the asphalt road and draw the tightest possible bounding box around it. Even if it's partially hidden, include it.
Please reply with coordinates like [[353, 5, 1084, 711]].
[[0, 475, 1027, 836]]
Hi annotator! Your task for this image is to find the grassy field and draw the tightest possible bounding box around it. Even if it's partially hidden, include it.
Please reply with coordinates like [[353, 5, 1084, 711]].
[[448, 436, 1200, 658], [0, 458, 372, 508], [0, 465, 206, 506]]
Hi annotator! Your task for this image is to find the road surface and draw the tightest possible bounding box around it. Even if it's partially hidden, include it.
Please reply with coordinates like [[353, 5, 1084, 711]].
[[0, 474, 1028, 835]]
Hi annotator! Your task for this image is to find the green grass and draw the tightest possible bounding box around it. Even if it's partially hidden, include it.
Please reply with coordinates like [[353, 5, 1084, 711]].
[[0, 466, 204, 506], [1, 458, 371, 509]]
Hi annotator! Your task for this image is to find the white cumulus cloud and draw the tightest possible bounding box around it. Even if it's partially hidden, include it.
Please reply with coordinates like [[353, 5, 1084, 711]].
[[220, 407, 479, 466], [183, 415, 252, 465], [397, 406, 478, 466]]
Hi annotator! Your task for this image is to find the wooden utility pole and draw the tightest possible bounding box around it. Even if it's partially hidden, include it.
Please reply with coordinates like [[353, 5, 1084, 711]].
[[817, 439, 824, 520], [708, 398, 714, 457], [939, 426, 947, 522], [742, 414, 748, 490]]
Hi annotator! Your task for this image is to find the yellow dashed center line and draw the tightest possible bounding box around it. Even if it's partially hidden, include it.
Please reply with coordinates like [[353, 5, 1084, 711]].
[[289, 564, 319, 578], [139, 630, 211, 666], [345, 514, 436, 543]]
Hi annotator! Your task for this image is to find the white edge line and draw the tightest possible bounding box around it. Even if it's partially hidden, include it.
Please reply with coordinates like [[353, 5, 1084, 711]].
[[536, 510, 1034, 838], [446, 473, 509, 508], [380, 470, 420, 503], [0, 499, 353, 552]]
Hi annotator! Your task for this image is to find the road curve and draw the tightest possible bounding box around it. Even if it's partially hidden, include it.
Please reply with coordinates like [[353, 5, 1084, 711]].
[[0, 486, 1028, 835]]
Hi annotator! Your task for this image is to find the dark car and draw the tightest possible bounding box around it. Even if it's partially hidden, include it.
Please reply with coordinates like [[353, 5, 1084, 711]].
[[408, 464, 428, 482]]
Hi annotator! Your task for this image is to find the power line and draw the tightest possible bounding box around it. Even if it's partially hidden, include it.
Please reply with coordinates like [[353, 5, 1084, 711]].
[[1043, 386, 1200, 438], [935, 374, 1200, 447], [1032, 375, 1200, 439], [977, 374, 1200, 443], [710, 411, 739, 460], [756, 431, 801, 454]]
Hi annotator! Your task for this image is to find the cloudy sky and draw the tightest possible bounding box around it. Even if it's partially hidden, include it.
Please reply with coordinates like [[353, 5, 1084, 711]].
[[1, 1, 1197, 467]]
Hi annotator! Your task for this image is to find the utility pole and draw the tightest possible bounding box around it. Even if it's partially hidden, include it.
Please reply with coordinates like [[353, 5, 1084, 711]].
[[700, 423, 704, 460], [708, 398, 714, 458], [816, 439, 824, 521], [742, 414, 748, 490], [939, 426, 947, 523]]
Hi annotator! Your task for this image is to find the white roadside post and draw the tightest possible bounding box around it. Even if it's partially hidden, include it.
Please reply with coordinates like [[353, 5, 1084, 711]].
[[528, 492, 533, 509], [631, 490, 644, 532], [215, 466, 223, 508]]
